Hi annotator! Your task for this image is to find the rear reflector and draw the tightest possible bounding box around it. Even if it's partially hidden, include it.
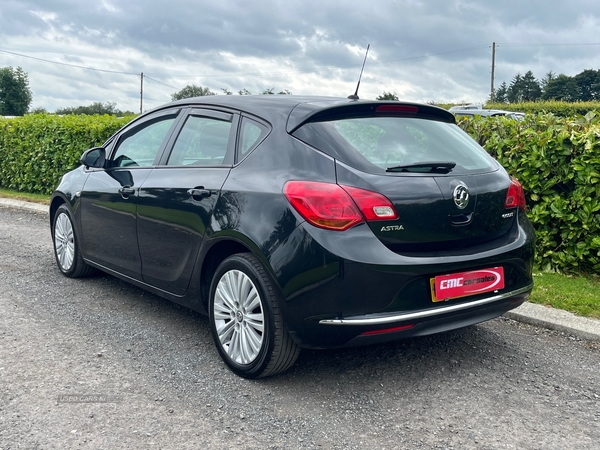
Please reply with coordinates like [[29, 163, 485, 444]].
[[505, 178, 526, 211], [284, 181, 399, 231], [360, 324, 415, 336], [341, 185, 399, 221]]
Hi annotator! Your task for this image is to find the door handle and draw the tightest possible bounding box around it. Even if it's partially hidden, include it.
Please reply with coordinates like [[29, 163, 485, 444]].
[[118, 186, 136, 198], [187, 187, 212, 201]]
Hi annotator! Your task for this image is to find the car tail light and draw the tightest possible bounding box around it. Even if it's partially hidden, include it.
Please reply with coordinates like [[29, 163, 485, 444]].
[[283, 181, 398, 231], [284, 181, 363, 231], [505, 178, 526, 212]]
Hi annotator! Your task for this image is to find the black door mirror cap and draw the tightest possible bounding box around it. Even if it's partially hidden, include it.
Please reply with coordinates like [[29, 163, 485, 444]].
[[80, 147, 106, 169]]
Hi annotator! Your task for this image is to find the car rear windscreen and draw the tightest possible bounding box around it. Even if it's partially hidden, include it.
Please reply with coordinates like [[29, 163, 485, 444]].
[[292, 116, 496, 175]]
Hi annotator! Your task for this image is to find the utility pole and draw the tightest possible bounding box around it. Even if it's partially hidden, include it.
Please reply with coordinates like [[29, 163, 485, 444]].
[[490, 42, 496, 102], [140, 72, 144, 114]]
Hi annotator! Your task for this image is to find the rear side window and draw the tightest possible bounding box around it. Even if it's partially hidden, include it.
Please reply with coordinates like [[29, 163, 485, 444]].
[[293, 117, 496, 174], [237, 118, 269, 161], [167, 116, 232, 166]]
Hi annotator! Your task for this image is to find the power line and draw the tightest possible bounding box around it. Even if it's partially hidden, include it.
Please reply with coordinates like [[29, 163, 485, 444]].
[[4, 43, 600, 81], [0, 49, 139, 75], [144, 75, 179, 90], [497, 42, 600, 47], [1, 44, 490, 83], [4, 42, 599, 106]]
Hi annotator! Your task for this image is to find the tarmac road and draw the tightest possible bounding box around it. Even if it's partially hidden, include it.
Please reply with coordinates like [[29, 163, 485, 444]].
[[1, 206, 599, 449]]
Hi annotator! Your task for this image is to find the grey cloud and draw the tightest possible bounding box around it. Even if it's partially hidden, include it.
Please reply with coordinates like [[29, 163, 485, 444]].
[[2, 0, 600, 111]]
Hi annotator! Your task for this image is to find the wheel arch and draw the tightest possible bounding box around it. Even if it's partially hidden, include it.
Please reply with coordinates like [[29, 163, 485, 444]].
[[49, 194, 67, 229]]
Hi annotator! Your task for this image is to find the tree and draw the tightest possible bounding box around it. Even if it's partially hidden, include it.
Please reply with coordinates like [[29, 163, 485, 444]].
[[520, 71, 542, 101], [0, 66, 33, 116], [493, 82, 509, 103], [55, 101, 134, 116], [28, 106, 48, 114], [542, 74, 578, 101], [376, 92, 399, 101], [574, 69, 600, 101], [220, 88, 291, 96], [171, 84, 215, 101], [506, 73, 523, 103], [507, 71, 541, 103], [540, 70, 557, 93], [498, 68, 600, 103]]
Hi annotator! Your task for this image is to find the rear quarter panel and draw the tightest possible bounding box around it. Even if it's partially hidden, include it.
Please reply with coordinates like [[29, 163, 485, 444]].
[[211, 131, 337, 276]]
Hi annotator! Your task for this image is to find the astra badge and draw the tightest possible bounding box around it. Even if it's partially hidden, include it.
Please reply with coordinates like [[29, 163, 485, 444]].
[[381, 225, 404, 232], [453, 183, 469, 209]]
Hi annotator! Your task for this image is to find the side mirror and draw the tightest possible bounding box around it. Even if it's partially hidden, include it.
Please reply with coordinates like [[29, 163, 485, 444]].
[[80, 147, 106, 169]]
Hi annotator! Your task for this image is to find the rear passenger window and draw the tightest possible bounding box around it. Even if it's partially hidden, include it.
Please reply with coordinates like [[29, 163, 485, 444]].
[[167, 116, 232, 166]]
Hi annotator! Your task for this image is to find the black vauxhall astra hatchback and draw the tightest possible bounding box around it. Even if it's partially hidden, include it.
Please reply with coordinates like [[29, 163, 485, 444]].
[[50, 96, 535, 378]]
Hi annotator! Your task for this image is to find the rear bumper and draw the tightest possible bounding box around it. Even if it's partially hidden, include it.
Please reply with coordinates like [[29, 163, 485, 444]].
[[286, 284, 531, 349], [268, 215, 535, 349]]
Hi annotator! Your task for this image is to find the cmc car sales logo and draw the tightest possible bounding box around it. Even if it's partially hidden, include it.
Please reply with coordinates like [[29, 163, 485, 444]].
[[433, 267, 505, 302]]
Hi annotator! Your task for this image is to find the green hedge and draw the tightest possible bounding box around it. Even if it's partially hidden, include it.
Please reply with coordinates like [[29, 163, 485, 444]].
[[1, 112, 599, 274], [458, 113, 600, 273], [484, 101, 600, 117], [0, 114, 133, 195]]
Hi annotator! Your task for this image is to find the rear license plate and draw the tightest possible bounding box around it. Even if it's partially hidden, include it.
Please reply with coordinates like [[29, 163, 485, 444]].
[[430, 267, 505, 302]]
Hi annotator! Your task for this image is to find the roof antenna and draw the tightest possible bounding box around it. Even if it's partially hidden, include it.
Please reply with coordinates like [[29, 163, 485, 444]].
[[348, 44, 370, 100]]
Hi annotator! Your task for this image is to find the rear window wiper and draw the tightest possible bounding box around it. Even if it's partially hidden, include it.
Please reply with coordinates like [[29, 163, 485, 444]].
[[386, 161, 456, 173]]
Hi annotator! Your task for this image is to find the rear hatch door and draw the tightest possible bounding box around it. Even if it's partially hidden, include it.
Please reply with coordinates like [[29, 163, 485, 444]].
[[291, 103, 514, 251]]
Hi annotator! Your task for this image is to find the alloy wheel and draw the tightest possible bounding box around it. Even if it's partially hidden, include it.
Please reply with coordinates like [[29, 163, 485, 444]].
[[54, 212, 75, 271], [213, 269, 265, 365]]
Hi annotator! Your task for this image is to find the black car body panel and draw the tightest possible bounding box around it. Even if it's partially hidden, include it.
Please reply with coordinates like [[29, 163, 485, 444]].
[[51, 95, 535, 357], [136, 166, 231, 294]]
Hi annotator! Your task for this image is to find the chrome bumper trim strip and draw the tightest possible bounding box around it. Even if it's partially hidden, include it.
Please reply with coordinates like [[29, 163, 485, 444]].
[[319, 284, 533, 326]]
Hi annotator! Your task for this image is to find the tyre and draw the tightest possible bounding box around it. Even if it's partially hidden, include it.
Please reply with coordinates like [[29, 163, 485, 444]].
[[209, 253, 300, 378], [52, 204, 96, 278]]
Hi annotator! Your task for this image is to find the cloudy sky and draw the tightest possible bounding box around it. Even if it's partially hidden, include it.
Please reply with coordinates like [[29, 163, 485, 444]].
[[1, 0, 600, 113]]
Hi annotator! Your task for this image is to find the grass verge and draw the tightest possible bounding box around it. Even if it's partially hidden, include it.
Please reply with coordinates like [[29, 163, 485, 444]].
[[0, 188, 50, 205], [529, 272, 600, 319]]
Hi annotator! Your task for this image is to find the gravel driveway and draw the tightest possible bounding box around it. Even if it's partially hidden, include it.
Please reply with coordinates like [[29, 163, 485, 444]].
[[1, 207, 599, 449]]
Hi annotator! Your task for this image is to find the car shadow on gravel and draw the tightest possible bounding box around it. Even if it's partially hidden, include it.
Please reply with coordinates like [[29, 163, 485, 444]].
[[285, 324, 514, 377]]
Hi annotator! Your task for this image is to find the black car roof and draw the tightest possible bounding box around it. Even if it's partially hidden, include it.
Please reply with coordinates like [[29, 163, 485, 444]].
[[151, 95, 455, 130]]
